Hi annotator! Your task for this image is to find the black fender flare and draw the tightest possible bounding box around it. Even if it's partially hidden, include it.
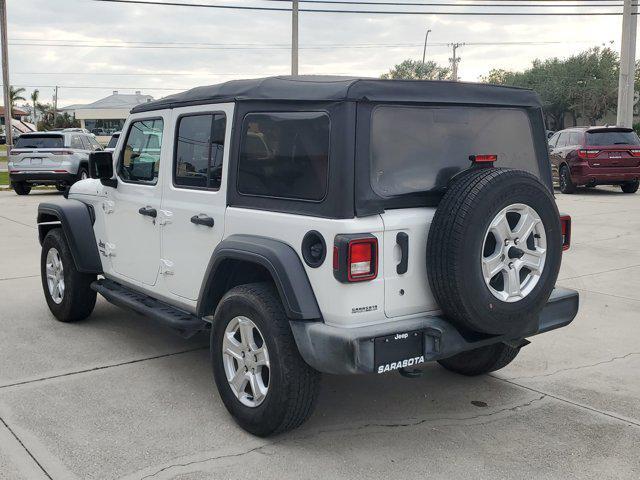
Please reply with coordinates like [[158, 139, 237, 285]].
[[37, 200, 103, 274], [197, 234, 321, 321]]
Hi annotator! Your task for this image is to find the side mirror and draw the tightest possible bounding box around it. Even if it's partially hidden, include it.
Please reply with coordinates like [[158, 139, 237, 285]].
[[89, 151, 117, 187]]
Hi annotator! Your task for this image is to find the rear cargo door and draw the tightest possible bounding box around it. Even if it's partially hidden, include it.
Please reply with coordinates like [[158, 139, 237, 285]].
[[380, 208, 439, 318]]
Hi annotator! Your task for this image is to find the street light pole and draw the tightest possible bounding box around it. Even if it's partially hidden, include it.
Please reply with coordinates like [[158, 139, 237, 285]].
[[422, 29, 432, 64], [0, 0, 12, 152], [617, 0, 637, 127], [291, 0, 299, 76]]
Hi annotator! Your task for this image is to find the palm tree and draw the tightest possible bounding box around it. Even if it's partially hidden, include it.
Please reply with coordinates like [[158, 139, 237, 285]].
[[30, 89, 39, 124], [8, 86, 26, 116]]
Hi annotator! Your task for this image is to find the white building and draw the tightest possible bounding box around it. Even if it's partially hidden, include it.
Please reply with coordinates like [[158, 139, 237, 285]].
[[61, 91, 154, 141]]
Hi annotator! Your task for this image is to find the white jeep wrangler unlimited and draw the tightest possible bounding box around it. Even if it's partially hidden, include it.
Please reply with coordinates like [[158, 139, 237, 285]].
[[37, 76, 578, 436]]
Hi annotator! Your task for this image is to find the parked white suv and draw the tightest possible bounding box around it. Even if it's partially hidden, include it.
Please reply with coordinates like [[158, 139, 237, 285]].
[[37, 76, 578, 436], [9, 130, 103, 194]]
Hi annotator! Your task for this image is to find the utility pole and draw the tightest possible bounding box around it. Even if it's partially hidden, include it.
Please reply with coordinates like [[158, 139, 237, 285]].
[[617, 0, 637, 127], [53, 85, 58, 126], [1, 0, 12, 152], [291, 0, 299, 76], [449, 43, 464, 81], [422, 28, 432, 64]]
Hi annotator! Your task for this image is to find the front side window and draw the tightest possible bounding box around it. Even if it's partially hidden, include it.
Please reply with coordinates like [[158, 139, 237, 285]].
[[548, 133, 559, 148], [370, 106, 539, 197], [174, 113, 226, 189], [237, 112, 330, 201], [118, 118, 164, 185]]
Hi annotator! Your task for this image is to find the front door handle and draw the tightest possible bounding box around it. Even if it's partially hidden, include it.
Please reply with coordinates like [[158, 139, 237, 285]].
[[138, 206, 157, 218], [190, 213, 214, 227]]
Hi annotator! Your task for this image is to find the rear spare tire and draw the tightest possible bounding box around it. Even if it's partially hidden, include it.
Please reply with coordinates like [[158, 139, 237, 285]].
[[427, 168, 562, 335]]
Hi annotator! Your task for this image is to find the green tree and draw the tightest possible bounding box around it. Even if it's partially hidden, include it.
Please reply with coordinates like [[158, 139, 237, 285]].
[[9, 86, 26, 113], [381, 59, 450, 80], [30, 89, 39, 124]]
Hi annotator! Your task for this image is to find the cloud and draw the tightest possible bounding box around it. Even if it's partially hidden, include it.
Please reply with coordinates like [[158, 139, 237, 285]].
[[2, 0, 625, 106]]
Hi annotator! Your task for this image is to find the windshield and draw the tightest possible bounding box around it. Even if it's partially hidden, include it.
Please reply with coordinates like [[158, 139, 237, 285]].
[[107, 134, 120, 148], [370, 106, 539, 197], [586, 130, 640, 146], [15, 135, 64, 149]]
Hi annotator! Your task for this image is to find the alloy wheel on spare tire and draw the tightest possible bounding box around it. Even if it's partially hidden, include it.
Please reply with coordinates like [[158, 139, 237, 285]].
[[426, 168, 563, 335]]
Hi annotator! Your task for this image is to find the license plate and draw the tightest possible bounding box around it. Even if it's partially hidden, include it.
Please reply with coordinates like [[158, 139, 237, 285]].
[[30, 158, 42, 165], [374, 330, 424, 374], [609, 153, 622, 159]]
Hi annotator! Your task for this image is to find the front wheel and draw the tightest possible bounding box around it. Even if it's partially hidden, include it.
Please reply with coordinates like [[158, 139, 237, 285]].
[[438, 343, 520, 376], [621, 180, 639, 194], [211, 283, 321, 437], [77, 166, 89, 182], [41, 228, 97, 322]]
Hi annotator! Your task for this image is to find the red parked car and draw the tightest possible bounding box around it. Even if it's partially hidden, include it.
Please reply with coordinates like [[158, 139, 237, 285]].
[[548, 126, 640, 194]]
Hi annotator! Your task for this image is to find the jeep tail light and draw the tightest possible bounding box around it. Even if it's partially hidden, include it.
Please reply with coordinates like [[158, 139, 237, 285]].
[[333, 234, 378, 283], [469, 154, 497, 164], [630, 149, 640, 157], [577, 149, 599, 159], [560, 215, 571, 251]]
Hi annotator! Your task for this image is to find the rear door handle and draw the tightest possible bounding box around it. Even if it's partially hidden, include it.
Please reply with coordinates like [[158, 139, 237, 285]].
[[138, 206, 157, 218], [190, 214, 214, 227], [396, 232, 409, 275]]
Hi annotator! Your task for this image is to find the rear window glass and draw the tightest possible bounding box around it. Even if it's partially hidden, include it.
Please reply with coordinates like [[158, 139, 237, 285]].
[[370, 106, 539, 197], [15, 135, 63, 149], [586, 130, 640, 146], [237, 112, 330, 201]]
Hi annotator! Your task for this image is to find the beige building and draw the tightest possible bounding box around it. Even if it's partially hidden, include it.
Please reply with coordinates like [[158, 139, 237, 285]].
[[61, 91, 154, 141]]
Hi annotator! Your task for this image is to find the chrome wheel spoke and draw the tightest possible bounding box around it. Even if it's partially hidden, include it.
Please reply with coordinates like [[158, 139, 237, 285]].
[[45, 248, 64, 304], [222, 316, 270, 408], [490, 215, 512, 245], [482, 253, 504, 279], [482, 204, 547, 303]]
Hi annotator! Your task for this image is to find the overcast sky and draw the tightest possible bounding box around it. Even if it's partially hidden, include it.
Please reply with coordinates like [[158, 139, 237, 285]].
[[2, 0, 626, 107]]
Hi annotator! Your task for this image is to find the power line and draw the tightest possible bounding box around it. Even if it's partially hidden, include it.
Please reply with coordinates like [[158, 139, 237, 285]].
[[262, 0, 624, 6], [89, 0, 629, 15]]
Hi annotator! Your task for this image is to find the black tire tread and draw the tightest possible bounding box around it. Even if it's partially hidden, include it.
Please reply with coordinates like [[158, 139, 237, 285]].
[[13, 182, 31, 195], [41, 228, 96, 322], [213, 283, 320, 436], [621, 180, 639, 194]]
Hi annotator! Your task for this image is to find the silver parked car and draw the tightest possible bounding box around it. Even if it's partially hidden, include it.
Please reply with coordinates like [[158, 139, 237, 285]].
[[8, 130, 103, 195]]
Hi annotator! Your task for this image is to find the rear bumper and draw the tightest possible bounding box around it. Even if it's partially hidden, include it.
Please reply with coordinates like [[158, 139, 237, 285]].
[[9, 171, 76, 185], [291, 287, 579, 375], [570, 163, 640, 185]]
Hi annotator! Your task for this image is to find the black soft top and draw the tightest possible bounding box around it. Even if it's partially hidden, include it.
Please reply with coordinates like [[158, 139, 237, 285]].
[[131, 75, 542, 113]]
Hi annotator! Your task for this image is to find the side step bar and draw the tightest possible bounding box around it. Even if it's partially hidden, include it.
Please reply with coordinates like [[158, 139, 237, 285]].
[[91, 279, 207, 339]]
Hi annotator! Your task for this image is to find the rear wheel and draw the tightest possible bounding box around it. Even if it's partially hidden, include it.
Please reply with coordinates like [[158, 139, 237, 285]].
[[211, 283, 321, 436], [621, 180, 639, 194], [13, 182, 31, 195], [559, 165, 576, 194], [56, 184, 67, 192], [41, 228, 97, 322], [438, 343, 520, 376]]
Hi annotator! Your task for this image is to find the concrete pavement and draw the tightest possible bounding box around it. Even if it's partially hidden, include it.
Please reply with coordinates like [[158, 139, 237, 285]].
[[0, 188, 639, 479]]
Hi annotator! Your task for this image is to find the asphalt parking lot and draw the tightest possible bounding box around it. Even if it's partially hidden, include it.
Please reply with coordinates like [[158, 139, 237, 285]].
[[0, 188, 639, 480]]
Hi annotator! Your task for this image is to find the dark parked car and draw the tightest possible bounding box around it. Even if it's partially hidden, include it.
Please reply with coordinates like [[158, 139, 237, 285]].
[[548, 126, 640, 194]]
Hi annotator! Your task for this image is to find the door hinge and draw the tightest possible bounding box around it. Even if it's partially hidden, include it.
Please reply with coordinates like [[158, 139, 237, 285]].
[[101, 242, 116, 257], [159, 259, 174, 276], [158, 210, 173, 226], [102, 201, 115, 214]]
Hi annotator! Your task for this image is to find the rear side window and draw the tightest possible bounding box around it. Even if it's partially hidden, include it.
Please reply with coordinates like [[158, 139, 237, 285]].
[[237, 112, 330, 201], [586, 130, 640, 146], [174, 113, 226, 189], [370, 106, 539, 197], [70, 135, 84, 150], [118, 119, 164, 185], [568, 132, 583, 146], [14, 135, 63, 149]]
